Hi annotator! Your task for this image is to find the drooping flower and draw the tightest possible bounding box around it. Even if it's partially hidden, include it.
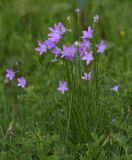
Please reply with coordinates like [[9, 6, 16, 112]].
[[6, 68, 15, 80], [17, 77, 26, 88], [82, 26, 93, 39], [61, 44, 78, 61], [35, 40, 47, 55], [57, 81, 68, 94], [111, 85, 119, 92], [45, 40, 56, 49], [94, 15, 99, 23], [52, 47, 61, 58], [79, 40, 91, 57], [81, 72, 92, 80], [96, 40, 106, 54], [82, 51, 94, 65]]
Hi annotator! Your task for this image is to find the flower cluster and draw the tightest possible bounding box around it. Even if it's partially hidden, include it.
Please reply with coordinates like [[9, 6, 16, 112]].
[[80, 26, 107, 64], [35, 22, 67, 59], [35, 22, 79, 62], [4, 12, 119, 94], [34, 14, 108, 94], [5, 68, 26, 88]]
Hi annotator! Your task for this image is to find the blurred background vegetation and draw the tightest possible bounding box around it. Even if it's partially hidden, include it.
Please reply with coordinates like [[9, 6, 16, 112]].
[[0, 0, 132, 159]]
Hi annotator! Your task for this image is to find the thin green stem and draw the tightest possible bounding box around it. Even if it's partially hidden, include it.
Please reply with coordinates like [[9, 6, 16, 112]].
[[92, 22, 99, 118], [65, 92, 72, 144], [77, 12, 81, 83]]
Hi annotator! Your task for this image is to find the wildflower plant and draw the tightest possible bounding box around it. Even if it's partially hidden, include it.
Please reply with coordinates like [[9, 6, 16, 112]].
[[33, 10, 108, 145], [1, 0, 132, 158], [5, 10, 108, 144]]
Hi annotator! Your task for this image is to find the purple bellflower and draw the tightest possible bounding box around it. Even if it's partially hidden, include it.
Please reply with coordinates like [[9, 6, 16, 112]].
[[111, 85, 119, 92], [45, 40, 56, 49], [17, 77, 26, 88], [52, 47, 61, 58], [57, 81, 68, 94], [35, 40, 47, 55], [81, 72, 92, 80], [48, 24, 62, 43], [80, 40, 90, 49], [82, 51, 94, 65], [79, 40, 91, 57], [48, 23, 66, 43], [82, 26, 93, 39], [96, 40, 106, 54], [58, 22, 66, 34], [94, 15, 99, 23], [61, 44, 78, 61], [6, 68, 15, 80]]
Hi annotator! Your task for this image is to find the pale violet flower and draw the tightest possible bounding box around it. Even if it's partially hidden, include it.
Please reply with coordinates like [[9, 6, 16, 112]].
[[48, 22, 66, 43], [45, 40, 56, 49], [17, 77, 26, 88], [57, 81, 68, 94], [35, 40, 47, 55], [79, 40, 91, 57], [96, 40, 106, 54], [58, 22, 67, 34], [111, 85, 119, 92], [94, 15, 99, 23], [52, 47, 61, 58], [82, 26, 94, 39], [61, 44, 78, 61], [81, 72, 92, 80], [6, 68, 15, 80], [82, 51, 94, 65]]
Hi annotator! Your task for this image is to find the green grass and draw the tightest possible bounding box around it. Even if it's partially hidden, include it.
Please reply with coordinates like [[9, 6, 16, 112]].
[[0, 0, 132, 159]]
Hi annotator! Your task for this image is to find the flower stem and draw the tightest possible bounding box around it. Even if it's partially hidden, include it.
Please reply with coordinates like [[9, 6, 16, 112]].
[[93, 23, 99, 118], [77, 11, 81, 83]]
